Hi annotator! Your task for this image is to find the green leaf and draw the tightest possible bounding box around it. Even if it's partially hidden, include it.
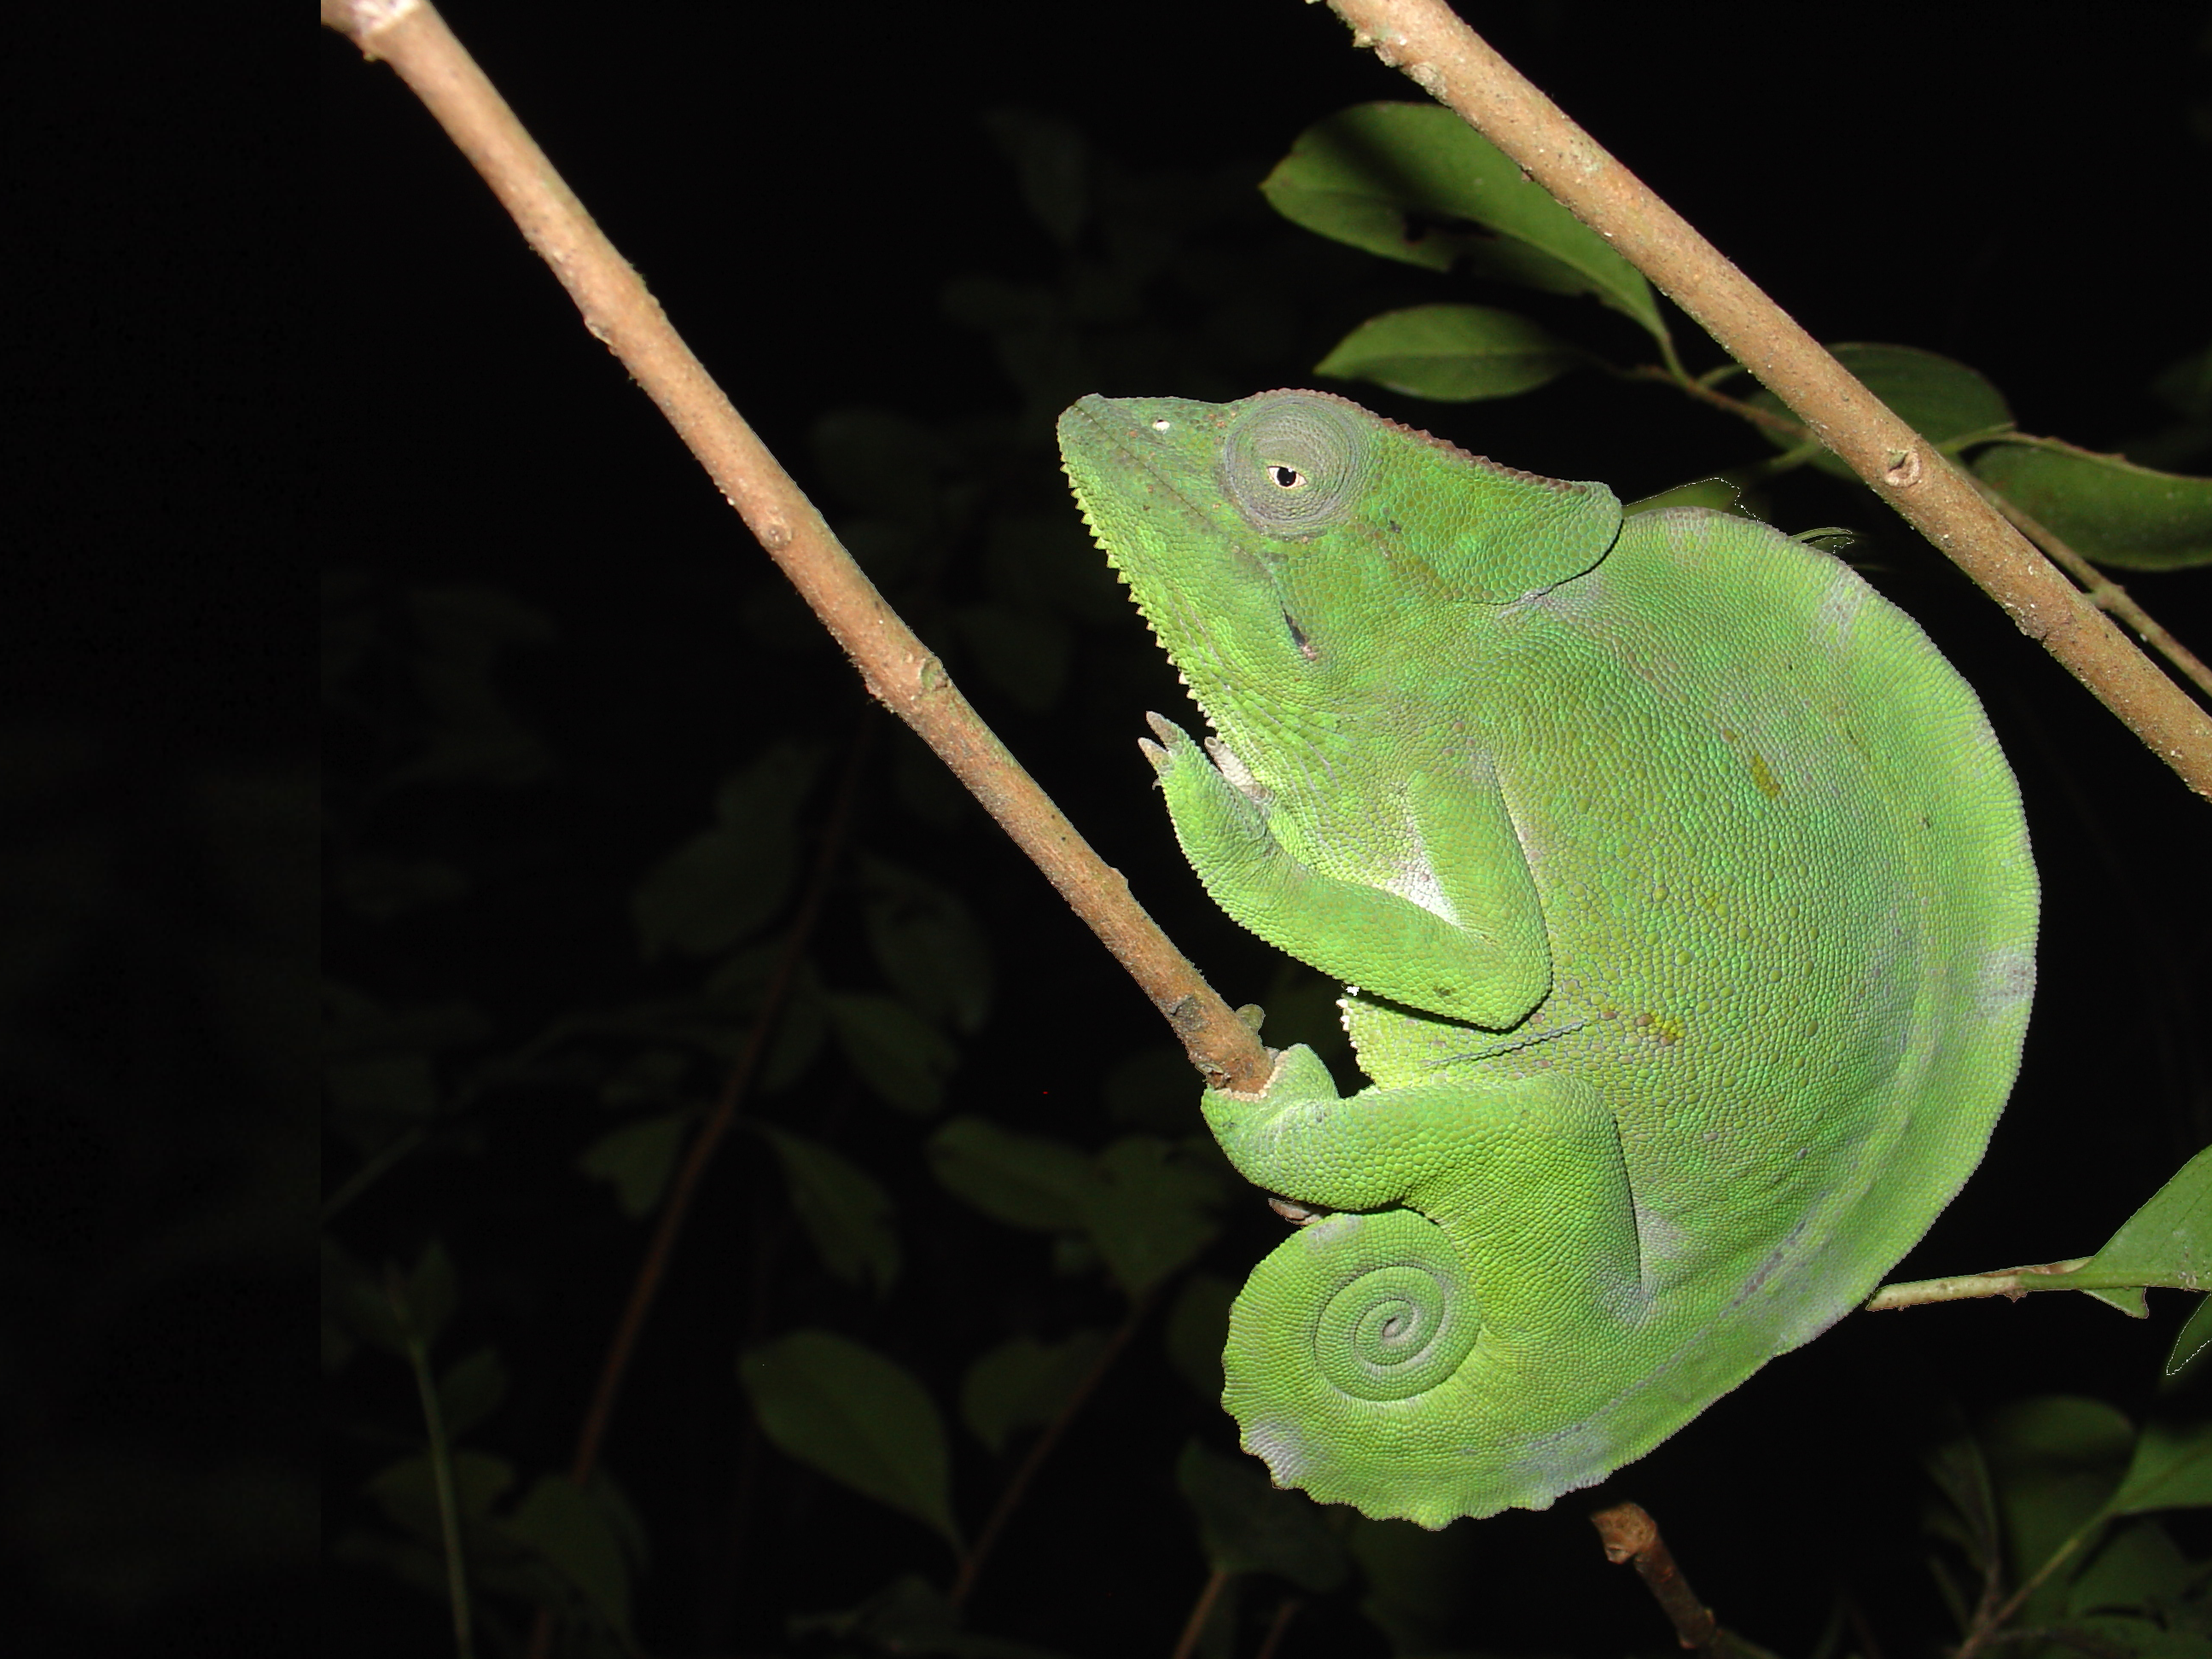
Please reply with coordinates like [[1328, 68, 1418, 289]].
[[1624, 476, 1756, 517], [981, 109, 1091, 248], [576, 1112, 692, 1220], [2167, 1295, 2212, 1378], [1313, 304, 1580, 401], [2153, 345, 2212, 421], [756, 1126, 900, 1295], [1979, 1397, 2134, 1615], [1972, 440, 2212, 569], [2080, 1145, 2212, 1294], [326, 1236, 407, 1356], [2047, 1614, 2212, 1659], [959, 1330, 1110, 1454], [859, 857, 996, 1035], [1176, 1441, 1349, 1592], [501, 1474, 635, 1642], [829, 992, 959, 1115], [364, 1448, 517, 1539], [1163, 1272, 1237, 1401], [1348, 1515, 1481, 1656], [740, 1330, 961, 1549], [2108, 1420, 2212, 1516], [1745, 343, 2013, 477], [437, 1345, 509, 1441], [401, 1238, 457, 1348], [928, 1117, 1101, 1230], [1262, 102, 1665, 343], [389, 585, 557, 791], [1086, 1136, 1226, 1298], [630, 825, 795, 961], [1925, 1421, 2002, 1586], [630, 744, 821, 959], [2065, 1519, 2192, 1615]]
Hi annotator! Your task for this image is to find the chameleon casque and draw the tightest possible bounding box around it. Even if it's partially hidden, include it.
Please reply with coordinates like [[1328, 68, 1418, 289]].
[[1057, 388, 2038, 1527]]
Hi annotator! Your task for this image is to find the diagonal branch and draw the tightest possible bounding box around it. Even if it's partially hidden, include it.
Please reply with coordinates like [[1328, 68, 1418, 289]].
[[1326, 0, 2212, 800], [319, 0, 1269, 1091]]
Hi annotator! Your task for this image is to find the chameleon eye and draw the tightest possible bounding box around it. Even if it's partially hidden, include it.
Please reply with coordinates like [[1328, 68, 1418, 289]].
[[1225, 392, 1369, 535]]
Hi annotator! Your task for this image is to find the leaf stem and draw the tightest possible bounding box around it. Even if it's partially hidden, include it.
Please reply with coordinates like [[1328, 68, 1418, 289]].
[[1953, 1522, 2099, 1659], [392, 1272, 475, 1659], [1865, 1260, 2101, 1310], [949, 1293, 1153, 1611], [1972, 484, 2212, 702], [1170, 1568, 1232, 1659], [568, 711, 875, 1487]]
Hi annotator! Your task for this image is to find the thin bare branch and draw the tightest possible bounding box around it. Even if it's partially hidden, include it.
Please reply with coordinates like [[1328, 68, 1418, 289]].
[[1171, 1569, 1233, 1659], [319, 0, 1270, 1091], [1592, 1502, 1722, 1655], [950, 1294, 1152, 1611], [1975, 488, 2212, 701], [1327, 0, 2212, 800]]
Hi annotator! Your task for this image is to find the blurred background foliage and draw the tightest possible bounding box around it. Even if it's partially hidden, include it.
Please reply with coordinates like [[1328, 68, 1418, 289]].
[[319, 5, 2209, 1657]]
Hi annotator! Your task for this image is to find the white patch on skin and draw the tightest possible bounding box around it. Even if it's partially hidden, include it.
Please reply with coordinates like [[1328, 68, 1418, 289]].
[[1205, 735, 1265, 801], [1631, 1201, 1691, 1300], [1813, 566, 1871, 649], [1380, 819, 1460, 925], [1301, 1213, 1363, 1252], [1975, 946, 2036, 1015], [1243, 1419, 1307, 1485]]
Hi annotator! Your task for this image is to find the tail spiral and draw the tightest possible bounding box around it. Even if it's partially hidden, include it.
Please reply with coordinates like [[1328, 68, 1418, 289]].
[[1223, 1207, 1481, 1521]]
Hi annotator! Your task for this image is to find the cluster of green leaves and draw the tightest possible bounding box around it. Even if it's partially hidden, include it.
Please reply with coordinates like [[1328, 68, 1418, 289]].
[[1928, 1400, 2212, 1659], [321, 109, 1387, 1657], [1269, 103, 2212, 568]]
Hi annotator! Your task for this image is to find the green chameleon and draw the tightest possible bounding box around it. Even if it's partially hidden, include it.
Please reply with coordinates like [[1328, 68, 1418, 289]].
[[1057, 388, 2038, 1527]]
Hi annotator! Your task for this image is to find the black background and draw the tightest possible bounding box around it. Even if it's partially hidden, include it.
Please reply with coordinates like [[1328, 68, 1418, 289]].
[[23, 1, 2212, 1653]]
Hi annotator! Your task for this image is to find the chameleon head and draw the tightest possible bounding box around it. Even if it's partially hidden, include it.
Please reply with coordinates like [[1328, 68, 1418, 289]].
[[1057, 389, 1621, 770]]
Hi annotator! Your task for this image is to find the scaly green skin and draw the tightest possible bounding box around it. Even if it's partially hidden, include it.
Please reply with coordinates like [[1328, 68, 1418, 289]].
[[1057, 389, 2038, 1527]]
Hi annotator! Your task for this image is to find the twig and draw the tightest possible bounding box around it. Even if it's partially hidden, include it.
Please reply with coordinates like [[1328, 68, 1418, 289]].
[[1253, 1595, 1304, 1659], [1592, 1502, 1720, 1655], [950, 1295, 1152, 1611], [569, 712, 872, 1487], [521, 716, 870, 1659], [1865, 1259, 2093, 1311], [1171, 1569, 1232, 1659], [1326, 0, 2212, 801], [1975, 486, 2212, 701], [318, 0, 1270, 1090], [391, 1269, 475, 1659], [1954, 1520, 2101, 1659]]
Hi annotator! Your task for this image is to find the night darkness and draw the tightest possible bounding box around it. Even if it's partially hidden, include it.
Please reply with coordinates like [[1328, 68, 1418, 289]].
[[35, 3, 2212, 1653]]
